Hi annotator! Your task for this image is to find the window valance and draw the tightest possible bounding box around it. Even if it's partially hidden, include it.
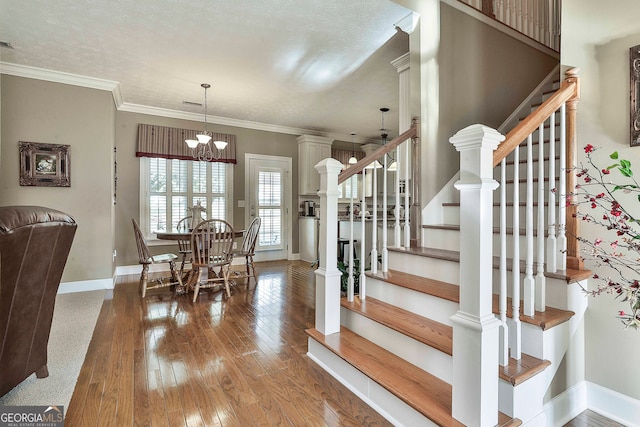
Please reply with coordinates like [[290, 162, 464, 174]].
[[331, 148, 364, 168], [136, 124, 237, 163]]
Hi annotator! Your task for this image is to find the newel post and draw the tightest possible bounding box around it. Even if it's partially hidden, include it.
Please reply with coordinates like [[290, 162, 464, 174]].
[[314, 158, 343, 335], [450, 125, 504, 427]]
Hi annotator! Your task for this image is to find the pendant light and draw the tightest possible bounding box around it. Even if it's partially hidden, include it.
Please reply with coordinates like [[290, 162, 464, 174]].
[[348, 132, 357, 165], [185, 83, 228, 161]]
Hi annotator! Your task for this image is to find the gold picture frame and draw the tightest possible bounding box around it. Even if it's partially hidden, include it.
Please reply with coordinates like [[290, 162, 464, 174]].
[[630, 44, 640, 146], [19, 141, 71, 187]]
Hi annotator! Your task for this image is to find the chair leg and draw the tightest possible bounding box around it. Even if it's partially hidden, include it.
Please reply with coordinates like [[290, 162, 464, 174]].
[[222, 265, 232, 298], [191, 266, 202, 302], [140, 264, 149, 297], [169, 259, 184, 292], [249, 255, 258, 284]]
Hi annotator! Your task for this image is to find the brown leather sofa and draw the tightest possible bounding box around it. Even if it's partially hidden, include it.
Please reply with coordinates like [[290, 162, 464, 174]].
[[0, 206, 77, 397]]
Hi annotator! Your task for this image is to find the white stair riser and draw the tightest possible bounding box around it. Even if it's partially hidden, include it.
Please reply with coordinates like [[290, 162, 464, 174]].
[[422, 226, 549, 256], [341, 307, 453, 384], [366, 277, 458, 326], [388, 250, 460, 284], [499, 372, 547, 421]]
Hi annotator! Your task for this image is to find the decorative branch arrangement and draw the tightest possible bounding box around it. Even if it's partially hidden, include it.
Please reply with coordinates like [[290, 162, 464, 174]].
[[572, 144, 640, 328]]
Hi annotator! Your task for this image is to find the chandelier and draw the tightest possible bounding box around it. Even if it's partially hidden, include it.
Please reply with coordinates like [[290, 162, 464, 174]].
[[185, 83, 228, 161]]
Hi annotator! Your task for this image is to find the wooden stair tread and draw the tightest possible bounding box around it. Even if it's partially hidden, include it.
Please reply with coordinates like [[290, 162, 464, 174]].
[[338, 293, 552, 386], [491, 294, 575, 331], [366, 268, 574, 330], [500, 352, 551, 386], [341, 296, 453, 355], [388, 246, 591, 284], [306, 327, 520, 426]]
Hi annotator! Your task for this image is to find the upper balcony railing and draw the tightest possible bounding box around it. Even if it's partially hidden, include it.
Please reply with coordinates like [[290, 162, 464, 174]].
[[456, 0, 561, 52]]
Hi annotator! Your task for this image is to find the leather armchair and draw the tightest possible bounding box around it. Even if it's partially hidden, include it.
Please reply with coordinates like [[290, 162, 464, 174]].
[[0, 206, 77, 397]]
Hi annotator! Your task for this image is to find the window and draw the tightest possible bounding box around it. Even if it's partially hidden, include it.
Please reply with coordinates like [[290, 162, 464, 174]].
[[338, 175, 359, 200], [140, 158, 233, 238]]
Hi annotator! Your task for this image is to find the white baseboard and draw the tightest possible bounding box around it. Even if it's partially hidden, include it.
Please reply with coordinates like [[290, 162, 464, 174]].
[[587, 381, 640, 427], [542, 381, 640, 427], [58, 278, 114, 294]]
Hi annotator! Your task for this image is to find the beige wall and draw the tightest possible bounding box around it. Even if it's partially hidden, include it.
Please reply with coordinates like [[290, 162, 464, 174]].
[[1, 75, 301, 283], [396, 0, 558, 206], [114, 111, 299, 267], [563, 0, 640, 400], [0, 75, 115, 283]]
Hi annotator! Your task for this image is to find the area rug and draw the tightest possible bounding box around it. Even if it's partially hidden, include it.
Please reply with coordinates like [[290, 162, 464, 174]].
[[0, 289, 106, 411]]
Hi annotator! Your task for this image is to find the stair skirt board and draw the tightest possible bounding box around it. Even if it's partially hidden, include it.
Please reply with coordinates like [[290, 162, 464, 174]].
[[307, 338, 439, 427], [366, 277, 458, 327], [340, 306, 453, 384]]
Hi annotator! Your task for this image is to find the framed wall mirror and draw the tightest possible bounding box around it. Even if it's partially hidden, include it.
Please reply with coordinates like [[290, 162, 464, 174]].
[[630, 44, 640, 146]]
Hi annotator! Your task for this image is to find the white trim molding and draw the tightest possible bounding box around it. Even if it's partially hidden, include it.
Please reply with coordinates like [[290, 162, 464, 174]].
[[58, 278, 114, 294], [0, 61, 361, 142], [543, 381, 640, 427]]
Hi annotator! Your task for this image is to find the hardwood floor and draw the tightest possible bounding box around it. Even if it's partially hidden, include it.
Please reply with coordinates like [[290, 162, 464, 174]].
[[65, 261, 392, 426], [65, 260, 624, 426], [563, 410, 626, 427]]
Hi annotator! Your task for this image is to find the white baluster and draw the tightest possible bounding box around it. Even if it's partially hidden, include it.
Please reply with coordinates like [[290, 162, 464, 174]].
[[360, 170, 367, 299], [524, 134, 535, 317], [395, 147, 401, 247], [536, 123, 546, 312], [382, 153, 388, 272], [371, 163, 378, 274], [510, 141, 522, 360], [348, 190, 355, 302], [558, 103, 567, 270], [499, 158, 509, 366], [404, 140, 411, 248], [546, 110, 557, 272]]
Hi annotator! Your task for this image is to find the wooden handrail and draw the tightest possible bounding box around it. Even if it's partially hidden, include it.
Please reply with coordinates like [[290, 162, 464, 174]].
[[493, 68, 580, 167], [338, 120, 419, 185]]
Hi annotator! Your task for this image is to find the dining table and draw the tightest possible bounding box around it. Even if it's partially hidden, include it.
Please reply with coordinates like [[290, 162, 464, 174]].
[[155, 229, 245, 241], [154, 228, 245, 295]]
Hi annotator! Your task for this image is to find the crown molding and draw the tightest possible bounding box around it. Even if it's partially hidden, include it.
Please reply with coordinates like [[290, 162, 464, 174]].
[[0, 61, 379, 142], [395, 12, 420, 34], [0, 61, 119, 92]]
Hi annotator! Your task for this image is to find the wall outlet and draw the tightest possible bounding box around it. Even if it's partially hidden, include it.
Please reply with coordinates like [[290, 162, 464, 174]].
[[112, 249, 117, 262], [232, 242, 237, 249]]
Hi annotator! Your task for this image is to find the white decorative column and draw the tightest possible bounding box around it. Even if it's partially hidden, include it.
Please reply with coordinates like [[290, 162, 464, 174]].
[[391, 52, 411, 249], [450, 124, 504, 427], [314, 158, 343, 335]]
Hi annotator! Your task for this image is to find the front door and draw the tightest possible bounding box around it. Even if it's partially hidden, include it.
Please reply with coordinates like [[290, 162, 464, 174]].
[[245, 153, 292, 261]]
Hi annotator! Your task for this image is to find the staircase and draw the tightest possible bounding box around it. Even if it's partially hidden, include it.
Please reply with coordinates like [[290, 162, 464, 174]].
[[307, 68, 588, 426]]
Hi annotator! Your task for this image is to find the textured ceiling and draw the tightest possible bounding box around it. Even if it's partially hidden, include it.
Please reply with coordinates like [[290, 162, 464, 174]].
[[0, 0, 412, 143]]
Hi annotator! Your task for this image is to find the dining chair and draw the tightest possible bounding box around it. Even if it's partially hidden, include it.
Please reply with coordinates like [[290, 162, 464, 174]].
[[189, 219, 235, 301], [232, 217, 261, 284], [176, 216, 192, 276], [132, 219, 183, 297]]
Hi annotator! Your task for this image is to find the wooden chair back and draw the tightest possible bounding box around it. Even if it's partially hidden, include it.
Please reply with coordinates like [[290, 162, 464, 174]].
[[132, 218, 151, 264], [191, 219, 235, 267], [240, 217, 261, 256], [176, 216, 192, 253]]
